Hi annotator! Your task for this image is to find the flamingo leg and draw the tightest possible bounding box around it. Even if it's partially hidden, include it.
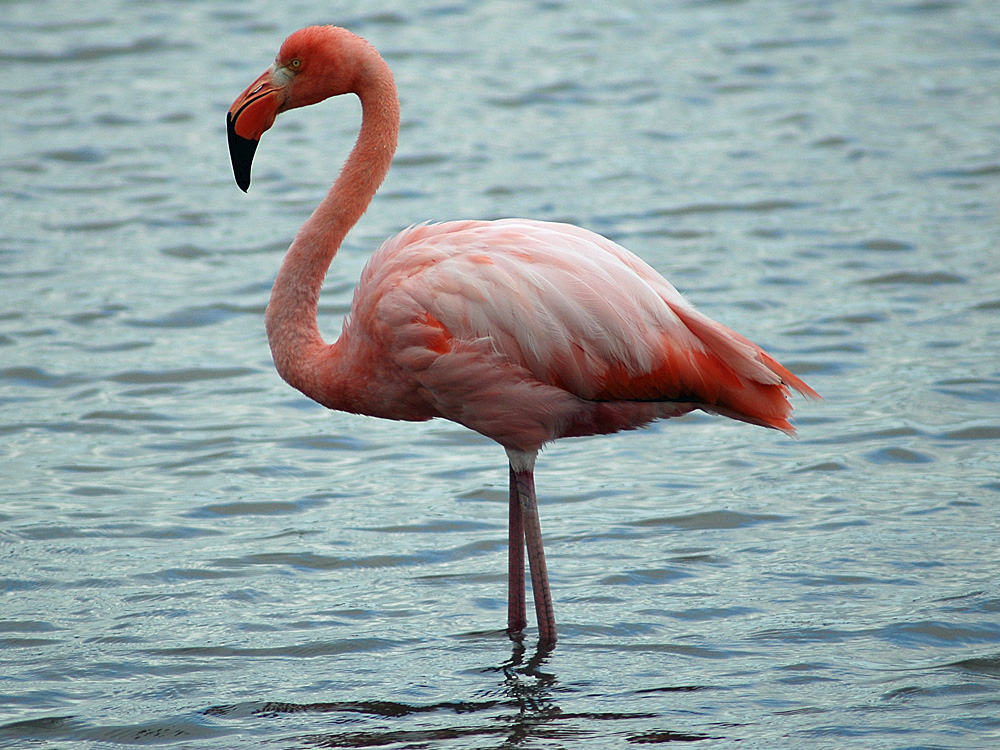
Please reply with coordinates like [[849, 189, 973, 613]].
[[507, 463, 527, 635], [511, 462, 557, 644]]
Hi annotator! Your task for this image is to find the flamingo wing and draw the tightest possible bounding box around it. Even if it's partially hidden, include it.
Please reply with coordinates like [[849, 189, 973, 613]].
[[346, 219, 815, 445]]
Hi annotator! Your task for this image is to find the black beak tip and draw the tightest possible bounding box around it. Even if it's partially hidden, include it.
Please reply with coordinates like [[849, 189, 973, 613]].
[[227, 112, 258, 193]]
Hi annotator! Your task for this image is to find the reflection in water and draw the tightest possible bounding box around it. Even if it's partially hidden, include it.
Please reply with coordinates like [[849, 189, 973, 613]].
[[494, 640, 716, 745], [494, 637, 563, 745], [202, 638, 714, 747]]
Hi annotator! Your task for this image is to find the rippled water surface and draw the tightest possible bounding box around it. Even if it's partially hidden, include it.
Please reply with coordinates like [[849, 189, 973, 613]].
[[3, 1, 1000, 747]]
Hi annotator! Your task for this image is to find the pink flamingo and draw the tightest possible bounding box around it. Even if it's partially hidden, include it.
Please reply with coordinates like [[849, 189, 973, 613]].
[[227, 26, 818, 644]]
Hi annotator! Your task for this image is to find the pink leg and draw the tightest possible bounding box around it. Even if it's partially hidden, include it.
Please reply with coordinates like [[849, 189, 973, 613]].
[[507, 464, 527, 634], [511, 465, 557, 645]]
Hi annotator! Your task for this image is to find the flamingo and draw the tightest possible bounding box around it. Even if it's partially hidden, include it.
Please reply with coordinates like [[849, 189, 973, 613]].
[[226, 26, 818, 645]]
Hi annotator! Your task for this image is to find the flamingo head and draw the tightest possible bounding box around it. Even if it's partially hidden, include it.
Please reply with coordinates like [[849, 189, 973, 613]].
[[227, 26, 370, 192]]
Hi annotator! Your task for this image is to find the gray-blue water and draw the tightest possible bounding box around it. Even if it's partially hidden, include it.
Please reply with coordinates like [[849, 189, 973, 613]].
[[3, 1, 1000, 747]]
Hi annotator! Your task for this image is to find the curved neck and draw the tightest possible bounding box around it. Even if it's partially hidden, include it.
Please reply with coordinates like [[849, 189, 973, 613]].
[[264, 51, 399, 402]]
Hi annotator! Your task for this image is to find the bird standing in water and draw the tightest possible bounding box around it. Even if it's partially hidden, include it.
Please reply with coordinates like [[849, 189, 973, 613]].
[[227, 25, 818, 644]]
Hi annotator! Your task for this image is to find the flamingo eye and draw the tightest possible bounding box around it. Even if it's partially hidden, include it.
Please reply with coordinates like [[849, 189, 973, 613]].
[[290, 58, 302, 69]]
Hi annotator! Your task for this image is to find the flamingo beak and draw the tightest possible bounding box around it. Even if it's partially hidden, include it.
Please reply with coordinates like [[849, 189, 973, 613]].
[[227, 67, 282, 192]]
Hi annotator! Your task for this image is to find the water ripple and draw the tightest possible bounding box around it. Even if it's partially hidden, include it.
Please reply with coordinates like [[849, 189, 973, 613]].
[[3, 1, 999, 748]]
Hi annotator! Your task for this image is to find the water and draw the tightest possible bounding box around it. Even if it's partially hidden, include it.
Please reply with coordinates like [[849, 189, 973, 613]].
[[3, 0, 1000, 747]]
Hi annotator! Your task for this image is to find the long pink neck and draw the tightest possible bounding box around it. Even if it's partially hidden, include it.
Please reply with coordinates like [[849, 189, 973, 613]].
[[264, 48, 399, 406]]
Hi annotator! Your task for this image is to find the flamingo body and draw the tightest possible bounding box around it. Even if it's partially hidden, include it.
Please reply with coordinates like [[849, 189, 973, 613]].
[[328, 218, 813, 451], [227, 26, 817, 644]]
